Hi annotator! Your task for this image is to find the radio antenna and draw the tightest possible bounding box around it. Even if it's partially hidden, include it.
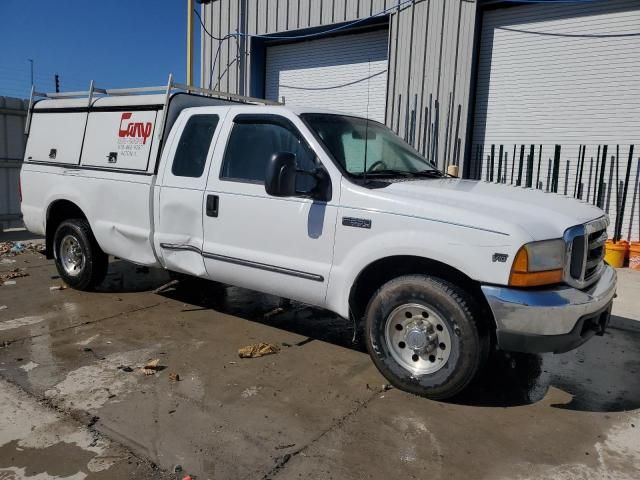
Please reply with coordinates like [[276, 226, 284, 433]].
[[363, 58, 371, 183]]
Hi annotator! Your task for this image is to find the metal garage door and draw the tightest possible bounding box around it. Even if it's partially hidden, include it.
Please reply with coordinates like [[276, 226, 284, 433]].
[[265, 29, 389, 122], [472, 0, 640, 240]]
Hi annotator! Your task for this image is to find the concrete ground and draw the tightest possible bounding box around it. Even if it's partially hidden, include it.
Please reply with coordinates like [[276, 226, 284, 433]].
[[0, 239, 639, 479]]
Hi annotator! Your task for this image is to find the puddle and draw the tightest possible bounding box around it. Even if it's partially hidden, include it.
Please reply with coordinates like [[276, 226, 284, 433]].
[[0, 381, 126, 479], [44, 348, 156, 411], [505, 412, 640, 479], [19, 361, 39, 373], [0, 316, 47, 332]]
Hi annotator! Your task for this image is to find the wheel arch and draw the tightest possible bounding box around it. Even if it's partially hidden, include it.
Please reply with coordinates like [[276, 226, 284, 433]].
[[45, 199, 88, 259], [348, 255, 496, 334]]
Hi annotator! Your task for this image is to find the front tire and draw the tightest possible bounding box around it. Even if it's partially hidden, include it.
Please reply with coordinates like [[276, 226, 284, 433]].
[[364, 275, 487, 400], [53, 219, 108, 291]]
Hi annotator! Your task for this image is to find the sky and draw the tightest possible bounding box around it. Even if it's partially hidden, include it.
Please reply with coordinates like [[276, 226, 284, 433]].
[[0, 0, 201, 99]]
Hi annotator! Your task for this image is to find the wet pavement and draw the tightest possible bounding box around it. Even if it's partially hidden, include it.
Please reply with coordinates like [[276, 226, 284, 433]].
[[0, 246, 639, 479]]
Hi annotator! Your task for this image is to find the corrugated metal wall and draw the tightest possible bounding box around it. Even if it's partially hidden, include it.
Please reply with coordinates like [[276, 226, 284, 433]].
[[0, 96, 27, 231], [200, 0, 478, 171]]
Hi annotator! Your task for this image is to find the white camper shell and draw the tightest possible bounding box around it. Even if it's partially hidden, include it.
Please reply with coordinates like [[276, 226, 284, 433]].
[[25, 77, 276, 174]]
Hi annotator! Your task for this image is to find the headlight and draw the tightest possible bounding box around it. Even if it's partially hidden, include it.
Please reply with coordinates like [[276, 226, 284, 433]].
[[509, 239, 565, 287]]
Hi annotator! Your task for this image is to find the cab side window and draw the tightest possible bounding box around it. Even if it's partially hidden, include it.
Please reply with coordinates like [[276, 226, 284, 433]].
[[172, 114, 219, 178], [221, 115, 316, 184]]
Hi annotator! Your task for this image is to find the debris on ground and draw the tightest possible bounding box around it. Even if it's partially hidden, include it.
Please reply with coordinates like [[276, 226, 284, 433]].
[[366, 383, 394, 393], [49, 285, 67, 291], [173, 465, 183, 473], [3, 280, 16, 286], [10, 242, 26, 254], [169, 372, 180, 382], [238, 342, 280, 358], [0, 268, 29, 284], [117, 365, 134, 373], [0, 305, 7, 311], [241, 386, 260, 398], [275, 443, 296, 450], [152, 279, 179, 294], [263, 307, 284, 319], [0, 241, 45, 257], [141, 358, 161, 375]]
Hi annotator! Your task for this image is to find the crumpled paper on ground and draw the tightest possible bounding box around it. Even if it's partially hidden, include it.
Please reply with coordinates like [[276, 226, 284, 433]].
[[238, 342, 280, 358], [140, 358, 161, 375]]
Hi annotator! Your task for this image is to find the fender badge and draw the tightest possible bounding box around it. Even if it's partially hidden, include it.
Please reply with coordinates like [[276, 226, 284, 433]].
[[492, 253, 509, 263], [342, 217, 372, 229]]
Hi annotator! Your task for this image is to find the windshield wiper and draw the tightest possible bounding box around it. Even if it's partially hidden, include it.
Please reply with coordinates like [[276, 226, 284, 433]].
[[363, 169, 413, 177], [412, 169, 445, 178], [356, 168, 445, 179]]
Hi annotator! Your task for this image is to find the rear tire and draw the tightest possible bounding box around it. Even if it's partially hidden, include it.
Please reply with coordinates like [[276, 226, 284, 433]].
[[364, 275, 488, 400], [53, 219, 108, 291]]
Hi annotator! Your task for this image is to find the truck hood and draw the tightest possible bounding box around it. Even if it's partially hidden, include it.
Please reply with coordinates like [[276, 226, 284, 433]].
[[360, 178, 607, 241]]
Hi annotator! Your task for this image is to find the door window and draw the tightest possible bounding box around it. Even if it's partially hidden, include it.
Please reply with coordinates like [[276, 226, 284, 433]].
[[172, 114, 220, 178], [220, 115, 317, 185]]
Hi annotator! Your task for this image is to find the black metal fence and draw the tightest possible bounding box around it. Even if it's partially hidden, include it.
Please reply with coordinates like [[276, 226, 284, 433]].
[[470, 143, 640, 242]]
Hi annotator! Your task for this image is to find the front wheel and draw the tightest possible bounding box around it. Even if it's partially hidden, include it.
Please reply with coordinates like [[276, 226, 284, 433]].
[[53, 219, 108, 291], [364, 275, 487, 400]]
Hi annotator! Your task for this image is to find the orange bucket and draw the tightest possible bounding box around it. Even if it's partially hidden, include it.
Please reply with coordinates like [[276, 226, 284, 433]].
[[630, 242, 640, 271], [604, 240, 628, 268]]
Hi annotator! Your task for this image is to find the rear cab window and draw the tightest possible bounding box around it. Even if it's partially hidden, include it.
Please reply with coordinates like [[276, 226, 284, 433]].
[[172, 114, 220, 178]]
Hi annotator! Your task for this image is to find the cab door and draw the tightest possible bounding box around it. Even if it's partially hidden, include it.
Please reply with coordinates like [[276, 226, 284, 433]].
[[201, 108, 340, 307], [154, 109, 227, 276]]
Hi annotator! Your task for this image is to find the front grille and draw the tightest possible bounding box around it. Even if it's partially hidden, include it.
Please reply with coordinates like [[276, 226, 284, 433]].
[[565, 217, 608, 289], [585, 229, 607, 281]]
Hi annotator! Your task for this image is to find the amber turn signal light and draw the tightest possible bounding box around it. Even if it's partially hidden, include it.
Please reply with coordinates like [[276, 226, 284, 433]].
[[509, 247, 563, 287]]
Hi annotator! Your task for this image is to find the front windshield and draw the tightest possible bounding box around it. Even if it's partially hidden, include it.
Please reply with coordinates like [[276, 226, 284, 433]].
[[301, 113, 439, 177]]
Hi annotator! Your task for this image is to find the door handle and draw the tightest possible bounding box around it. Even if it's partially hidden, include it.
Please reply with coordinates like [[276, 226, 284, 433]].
[[206, 194, 219, 217]]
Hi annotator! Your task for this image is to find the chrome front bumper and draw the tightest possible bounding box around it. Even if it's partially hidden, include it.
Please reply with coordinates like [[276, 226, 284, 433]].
[[481, 265, 617, 353]]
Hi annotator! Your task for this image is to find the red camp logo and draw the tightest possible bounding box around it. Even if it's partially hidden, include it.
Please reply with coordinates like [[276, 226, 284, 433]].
[[118, 112, 152, 144]]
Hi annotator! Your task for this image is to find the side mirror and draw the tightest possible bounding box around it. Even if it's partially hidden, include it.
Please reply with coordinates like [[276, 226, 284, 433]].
[[265, 152, 297, 197]]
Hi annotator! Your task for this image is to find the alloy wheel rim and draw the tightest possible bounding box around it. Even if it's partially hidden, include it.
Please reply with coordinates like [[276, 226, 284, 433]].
[[59, 235, 85, 277], [384, 303, 452, 375]]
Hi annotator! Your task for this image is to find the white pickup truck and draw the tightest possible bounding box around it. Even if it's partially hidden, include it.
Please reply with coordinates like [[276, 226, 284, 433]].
[[20, 80, 616, 399]]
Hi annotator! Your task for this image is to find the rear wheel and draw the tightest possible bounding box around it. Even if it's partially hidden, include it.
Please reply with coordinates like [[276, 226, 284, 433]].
[[53, 219, 108, 291], [364, 275, 487, 400]]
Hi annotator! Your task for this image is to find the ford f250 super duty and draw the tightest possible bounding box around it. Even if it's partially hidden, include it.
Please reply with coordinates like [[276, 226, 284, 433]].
[[20, 79, 617, 399]]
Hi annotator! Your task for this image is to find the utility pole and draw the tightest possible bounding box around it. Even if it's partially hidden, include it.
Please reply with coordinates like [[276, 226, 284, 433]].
[[187, 0, 194, 86], [28, 59, 34, 87], [193, 0, 214, 87], [54, 73, 60, 93]]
